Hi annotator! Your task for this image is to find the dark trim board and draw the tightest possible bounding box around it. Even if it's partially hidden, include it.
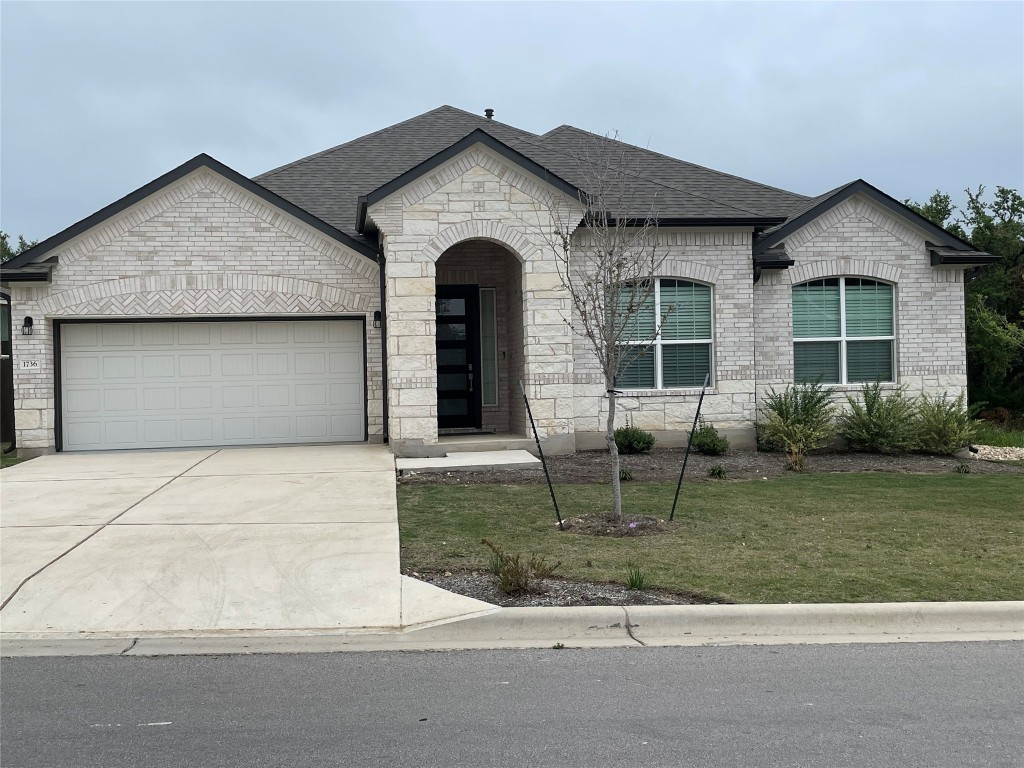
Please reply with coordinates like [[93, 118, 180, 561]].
[[357, 129, 584, 234], [52, 315, 369, 452], [753, 179, 989, 256], [5, 154, 380, 271]]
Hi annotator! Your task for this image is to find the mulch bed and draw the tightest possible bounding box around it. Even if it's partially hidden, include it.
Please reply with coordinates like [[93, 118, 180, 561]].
[[398, 446, 1024, 486], [558, 513, 674, 537], [409, 568, 716, 608]]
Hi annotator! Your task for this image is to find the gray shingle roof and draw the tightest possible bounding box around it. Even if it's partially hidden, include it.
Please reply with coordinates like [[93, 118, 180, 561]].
[[255, 105, 811, 250]]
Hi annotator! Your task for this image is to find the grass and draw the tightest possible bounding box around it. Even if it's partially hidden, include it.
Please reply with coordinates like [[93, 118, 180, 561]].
[[0, 451, 29, 469], [398, 474, 1023, 604], [972, 420, 1024, 448]]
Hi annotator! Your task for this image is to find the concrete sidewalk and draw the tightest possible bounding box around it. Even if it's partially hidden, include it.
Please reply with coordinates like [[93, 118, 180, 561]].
[[3, 601, 1021, 657]]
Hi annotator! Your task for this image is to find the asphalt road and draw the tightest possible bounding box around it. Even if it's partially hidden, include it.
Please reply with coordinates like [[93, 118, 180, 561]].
[[1, 642, 1021, 768]]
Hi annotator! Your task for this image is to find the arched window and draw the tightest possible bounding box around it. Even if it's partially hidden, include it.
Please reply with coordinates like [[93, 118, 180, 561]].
[[616, 279, 713, 389], [792, 277, 895, 384]]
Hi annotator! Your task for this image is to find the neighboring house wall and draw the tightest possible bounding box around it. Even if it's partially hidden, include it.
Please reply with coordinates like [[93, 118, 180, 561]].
[[753, 195, 967, 408], [368, 144, 583, 456], [572, 228, 758, 449], [9, 168, 381, 452]]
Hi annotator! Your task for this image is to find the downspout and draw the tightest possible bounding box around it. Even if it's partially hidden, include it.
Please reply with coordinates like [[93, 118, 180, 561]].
[[377, 247, 389, 444], [1, 291, 16, 454]]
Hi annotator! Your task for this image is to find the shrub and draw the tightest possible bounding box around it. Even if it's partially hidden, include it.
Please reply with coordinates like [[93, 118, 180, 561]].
[[916, 392, 975, 455], [758, 382, 837, 471], [482, 539, 560, 595], [618, 467, 634, 482], [838, 383, 919, 454], [615, 425, 656, 454], [690, 417, 729, 455], [956, 462, 972, 474], [707, 464, 727, 479], [625, 564, 648, 591]]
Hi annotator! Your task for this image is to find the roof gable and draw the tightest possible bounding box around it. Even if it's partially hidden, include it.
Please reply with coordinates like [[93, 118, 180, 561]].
[[3, 154, 378, 273], [754, 179, 982, 255], [356, 129, 584, 234]]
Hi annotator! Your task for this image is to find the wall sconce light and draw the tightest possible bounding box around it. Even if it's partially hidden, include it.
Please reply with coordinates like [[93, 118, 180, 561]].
[[372, 310, 382, 329], [21, 316, 34, 336]]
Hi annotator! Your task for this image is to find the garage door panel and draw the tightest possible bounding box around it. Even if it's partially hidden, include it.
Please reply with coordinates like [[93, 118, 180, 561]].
[[257, 353, 289, 376], [180, 355, 212, 377], [142, 355, 176, 378], [176, 324, 210, 345], [256, 323, 288, 344], [222, 385, 254, 408], [295, 384, 327, 406], [220, 324, 253, 344], [104, 421, 138, 444], [101, 325, 136, 346], [180, 387, 213, 410], [103, 389, 137, 412], [258, 385, 289, 408], [140, 325, 175, 345], [221, 354, 254, 376], [102, 356, 137, 379], [294, 323, 326, 343], [60, 321, 365, 450], [64, 325, 99, 347], [144, 420, 177, 444], [181, 419, 214, 442]]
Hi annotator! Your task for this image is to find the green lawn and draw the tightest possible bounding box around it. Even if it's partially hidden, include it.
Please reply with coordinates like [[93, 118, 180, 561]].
[[0, 451, 29, 469], [399, 474, 1023, 604], [972, 420, 1024, 448]]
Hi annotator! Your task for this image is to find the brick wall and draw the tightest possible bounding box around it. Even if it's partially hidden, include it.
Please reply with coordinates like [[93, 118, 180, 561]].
[[753, 195, 968, 413], [571, 228, 756, 444], [9, 168, 381, 451]]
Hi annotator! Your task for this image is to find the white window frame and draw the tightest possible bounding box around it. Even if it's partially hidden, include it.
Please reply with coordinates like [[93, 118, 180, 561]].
[[617, 278, 715, 390], [793, 277, 896, 385]]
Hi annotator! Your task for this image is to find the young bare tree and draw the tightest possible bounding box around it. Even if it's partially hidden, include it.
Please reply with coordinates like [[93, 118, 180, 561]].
[[544, 132, 667, 522]]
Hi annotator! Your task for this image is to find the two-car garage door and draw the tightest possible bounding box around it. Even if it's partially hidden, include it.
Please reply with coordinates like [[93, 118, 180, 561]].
[[59, 320, 365, 451]]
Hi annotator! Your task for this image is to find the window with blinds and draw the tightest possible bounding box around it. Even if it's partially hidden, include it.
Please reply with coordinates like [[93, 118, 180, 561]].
[[616, 279, 713, 389], [793, 278, 894, 384]]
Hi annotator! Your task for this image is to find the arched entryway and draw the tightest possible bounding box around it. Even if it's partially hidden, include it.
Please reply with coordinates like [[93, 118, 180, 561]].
[[435, 240, 526, 436]]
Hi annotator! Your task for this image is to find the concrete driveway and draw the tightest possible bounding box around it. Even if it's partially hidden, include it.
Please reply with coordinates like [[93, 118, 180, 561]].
[[0, 445, 493, 636]]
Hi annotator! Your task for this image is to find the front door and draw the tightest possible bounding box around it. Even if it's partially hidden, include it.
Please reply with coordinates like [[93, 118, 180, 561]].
[[435, 285, 482, 430]]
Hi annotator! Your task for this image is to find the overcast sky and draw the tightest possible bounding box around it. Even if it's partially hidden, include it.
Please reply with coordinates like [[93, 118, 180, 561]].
[[2, 1, 1021, 242]]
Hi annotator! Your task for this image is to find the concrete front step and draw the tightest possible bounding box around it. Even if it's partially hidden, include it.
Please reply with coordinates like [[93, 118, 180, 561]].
[[395, 449, 541, 474]]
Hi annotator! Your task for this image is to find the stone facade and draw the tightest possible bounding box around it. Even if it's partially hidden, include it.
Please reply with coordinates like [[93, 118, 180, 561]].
[[367, 145, 584, 456], [9, 168, 381, 451]]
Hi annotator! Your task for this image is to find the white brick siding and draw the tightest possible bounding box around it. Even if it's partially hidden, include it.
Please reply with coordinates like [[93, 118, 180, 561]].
[[753, 194, 968, 414], [9, 168, 381, 451]]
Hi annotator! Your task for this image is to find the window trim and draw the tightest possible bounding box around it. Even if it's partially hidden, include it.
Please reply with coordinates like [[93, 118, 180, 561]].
[[617, 278, 715, 390], [792, 276, 896, 385], [479, 287, 498, 407]]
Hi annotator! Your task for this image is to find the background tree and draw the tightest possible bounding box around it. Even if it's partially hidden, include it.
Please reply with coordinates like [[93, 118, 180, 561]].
[[545, 133, 668, 522], [0, 231, 38, 263], [908, 187, 1024, 414]]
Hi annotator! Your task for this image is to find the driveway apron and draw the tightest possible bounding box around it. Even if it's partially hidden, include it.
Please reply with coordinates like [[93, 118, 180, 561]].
[[0, 445, 492, 635]]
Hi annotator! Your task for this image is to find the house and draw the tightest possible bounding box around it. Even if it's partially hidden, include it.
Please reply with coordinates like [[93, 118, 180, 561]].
[[1, 105, 994, 457]]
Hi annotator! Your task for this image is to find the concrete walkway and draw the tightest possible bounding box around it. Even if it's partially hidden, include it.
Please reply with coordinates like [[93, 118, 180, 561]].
[[0, 445, 494, 636]]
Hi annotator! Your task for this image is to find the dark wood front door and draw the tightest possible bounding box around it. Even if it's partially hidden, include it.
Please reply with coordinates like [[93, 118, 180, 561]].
[[436, 285, 482, 430]]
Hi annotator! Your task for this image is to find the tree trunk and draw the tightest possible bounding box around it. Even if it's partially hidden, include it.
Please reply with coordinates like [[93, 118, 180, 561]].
[[606, 388, 622, 523]]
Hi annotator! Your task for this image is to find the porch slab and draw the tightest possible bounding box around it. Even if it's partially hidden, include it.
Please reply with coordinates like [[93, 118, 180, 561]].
[[395, 449, 541, 474]]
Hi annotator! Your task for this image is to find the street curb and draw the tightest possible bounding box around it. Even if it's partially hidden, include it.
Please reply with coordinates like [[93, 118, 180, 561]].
[[2, 601, 1021, 657]]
